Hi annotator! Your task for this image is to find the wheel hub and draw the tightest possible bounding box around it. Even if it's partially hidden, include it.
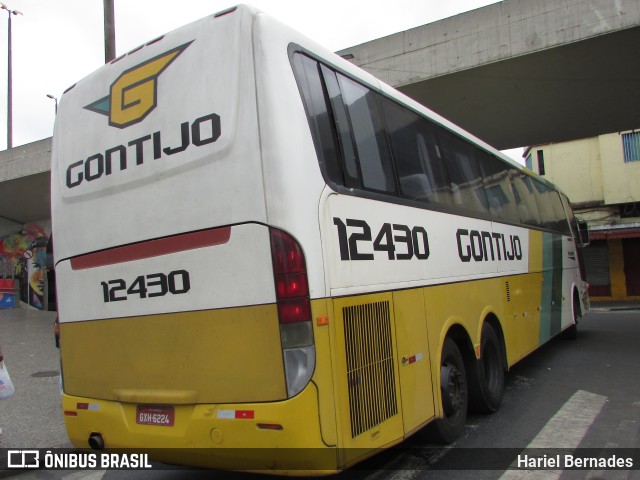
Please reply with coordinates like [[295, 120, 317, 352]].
[[441, 362, 464, 415]]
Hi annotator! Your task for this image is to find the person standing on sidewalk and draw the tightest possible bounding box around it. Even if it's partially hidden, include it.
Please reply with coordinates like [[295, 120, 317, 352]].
[[0, 344, 15, 399]]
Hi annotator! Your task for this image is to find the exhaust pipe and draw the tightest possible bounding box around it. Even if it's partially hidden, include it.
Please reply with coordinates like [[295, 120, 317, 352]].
[[88, 432, 105, 450]]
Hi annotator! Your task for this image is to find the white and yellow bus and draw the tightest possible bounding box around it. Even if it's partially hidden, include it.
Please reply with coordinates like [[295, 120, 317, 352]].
[[51, 5, 589, 473]]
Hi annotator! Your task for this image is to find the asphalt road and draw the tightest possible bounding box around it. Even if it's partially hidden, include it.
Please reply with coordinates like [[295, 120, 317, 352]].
[[1, 305, 639, 479], [355, 305, 640, 480]]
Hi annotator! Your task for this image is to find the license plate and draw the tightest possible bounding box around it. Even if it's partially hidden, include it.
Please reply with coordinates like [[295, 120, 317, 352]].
[[136, 405, 175, 427]]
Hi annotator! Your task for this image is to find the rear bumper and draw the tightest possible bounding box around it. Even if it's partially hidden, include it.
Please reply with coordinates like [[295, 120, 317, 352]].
[[62, 382, 339, 472]]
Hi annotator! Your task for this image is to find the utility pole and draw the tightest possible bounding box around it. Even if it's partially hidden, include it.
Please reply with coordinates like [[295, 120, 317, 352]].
[[0, 3, 21, 149], [103, 0, 116, 63]]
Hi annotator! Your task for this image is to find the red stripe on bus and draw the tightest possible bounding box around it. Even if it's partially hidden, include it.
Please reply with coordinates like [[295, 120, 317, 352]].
[[70, 227, 231, 270]]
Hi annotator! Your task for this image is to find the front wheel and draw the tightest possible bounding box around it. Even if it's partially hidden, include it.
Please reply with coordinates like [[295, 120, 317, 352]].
[[563, 294, 581, 340], [430, 337, 468, 444]]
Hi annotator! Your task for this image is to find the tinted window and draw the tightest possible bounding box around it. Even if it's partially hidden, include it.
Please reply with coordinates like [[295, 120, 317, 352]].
[[381, 98, 452, 205], [290, 54, 343, 185], [549, 190, 571, 235], [510, 171, 542, 227], [320, 66, 360, 188], [533, 181, 570, 234], [438, 129, 489, 215], [335, 74, 396, 193], [477, 151, 520, 223], [291, 52, 571, 235]]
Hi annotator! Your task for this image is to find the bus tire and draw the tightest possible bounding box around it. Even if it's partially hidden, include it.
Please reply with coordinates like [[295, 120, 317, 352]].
[[430, 337, 468, 444], [468, 322, 504, 413], [563, 294, 580, 340]]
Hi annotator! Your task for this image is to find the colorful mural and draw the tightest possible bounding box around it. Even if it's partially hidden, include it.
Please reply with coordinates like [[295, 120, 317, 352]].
[[0, 225, 50, 310]]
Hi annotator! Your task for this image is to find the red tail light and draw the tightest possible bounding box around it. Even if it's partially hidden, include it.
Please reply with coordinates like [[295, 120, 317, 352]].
[[270, 229, 310, 324]]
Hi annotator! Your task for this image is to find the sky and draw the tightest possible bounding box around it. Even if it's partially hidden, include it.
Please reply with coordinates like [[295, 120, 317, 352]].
[[0, 0, 524, 159]]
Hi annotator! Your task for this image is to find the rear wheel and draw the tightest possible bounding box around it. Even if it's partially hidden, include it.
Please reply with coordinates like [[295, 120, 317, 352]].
[[430, 337, 468, 444], [468, 322, 505, 413]]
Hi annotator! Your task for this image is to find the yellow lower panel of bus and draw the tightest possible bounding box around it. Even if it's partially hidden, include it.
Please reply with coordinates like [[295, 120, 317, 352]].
[[60, 304, 287, 404], [422, 273, 543, 371], [62, 384, 338, 473]]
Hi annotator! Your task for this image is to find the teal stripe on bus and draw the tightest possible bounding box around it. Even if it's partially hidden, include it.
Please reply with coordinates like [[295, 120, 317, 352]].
[[539, 232, 564, 343]]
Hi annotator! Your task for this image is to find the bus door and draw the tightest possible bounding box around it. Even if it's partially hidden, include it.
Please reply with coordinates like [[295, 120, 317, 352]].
[[392, 288, 435, 434]]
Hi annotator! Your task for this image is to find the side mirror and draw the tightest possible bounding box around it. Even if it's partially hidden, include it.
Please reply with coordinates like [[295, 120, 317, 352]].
[[576, 219, 590, 247]]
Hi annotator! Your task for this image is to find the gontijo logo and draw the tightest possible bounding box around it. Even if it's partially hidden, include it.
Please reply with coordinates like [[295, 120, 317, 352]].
[[67, 38, 221, 190], [85, 41, 192, 128]]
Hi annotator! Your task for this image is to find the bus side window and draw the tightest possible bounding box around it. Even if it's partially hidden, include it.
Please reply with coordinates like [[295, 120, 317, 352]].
[[532, 180, 557, 231], [333, 73, 396, 194], [477, 151, 520, 223], [380, 97, 452, 205], [547, 189, 572, 236], [513, 173, 543, 228], [291, 54, 344, 187], [438, 129, 490, 216], [531, 180, 569, 234], [509, 172, 535, 226], [320, 65, 361, 189]]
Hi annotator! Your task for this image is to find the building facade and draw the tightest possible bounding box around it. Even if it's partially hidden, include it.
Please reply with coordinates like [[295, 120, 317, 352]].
[[525, 130, 640, 301]]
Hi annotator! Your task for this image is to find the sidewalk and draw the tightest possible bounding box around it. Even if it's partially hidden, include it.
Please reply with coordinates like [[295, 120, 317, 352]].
[[0, 307, 71, 449], [590, 300, 640, 311]]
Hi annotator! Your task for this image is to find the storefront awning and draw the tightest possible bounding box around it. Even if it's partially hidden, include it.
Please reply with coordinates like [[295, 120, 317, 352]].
[[590, 227, 640, 240]]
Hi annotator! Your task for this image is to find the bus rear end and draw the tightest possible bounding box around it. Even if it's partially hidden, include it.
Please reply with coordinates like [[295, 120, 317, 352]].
[[51, 7, 329, 472]]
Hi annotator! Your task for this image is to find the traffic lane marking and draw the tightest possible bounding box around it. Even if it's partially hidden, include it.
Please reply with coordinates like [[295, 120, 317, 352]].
[[500, 389, 607, 480]]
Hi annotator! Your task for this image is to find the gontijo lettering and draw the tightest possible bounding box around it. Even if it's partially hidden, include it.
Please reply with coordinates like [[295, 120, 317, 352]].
[[65, 113, 220, 189], [456, 228, 522, 262]]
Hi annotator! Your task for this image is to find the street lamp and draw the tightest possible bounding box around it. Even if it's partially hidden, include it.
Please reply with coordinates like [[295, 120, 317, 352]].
[[46, 94, 58, 115], [0, 3, 22, 149]]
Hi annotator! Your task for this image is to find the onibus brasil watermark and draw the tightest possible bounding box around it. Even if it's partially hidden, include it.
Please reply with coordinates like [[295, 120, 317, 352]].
[[6, 449, 152, 470]]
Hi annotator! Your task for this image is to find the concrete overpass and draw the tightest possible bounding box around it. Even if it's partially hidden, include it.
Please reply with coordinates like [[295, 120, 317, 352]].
[[337, 0, 640, 150], [2, 0, 640, 227], [0, 138, 51, 231]]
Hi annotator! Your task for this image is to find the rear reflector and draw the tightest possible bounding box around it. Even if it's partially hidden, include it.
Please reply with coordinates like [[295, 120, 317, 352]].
[[257, 423, 284, 431], [217, 410, 255, 419], [71, 227, 231, 270]]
